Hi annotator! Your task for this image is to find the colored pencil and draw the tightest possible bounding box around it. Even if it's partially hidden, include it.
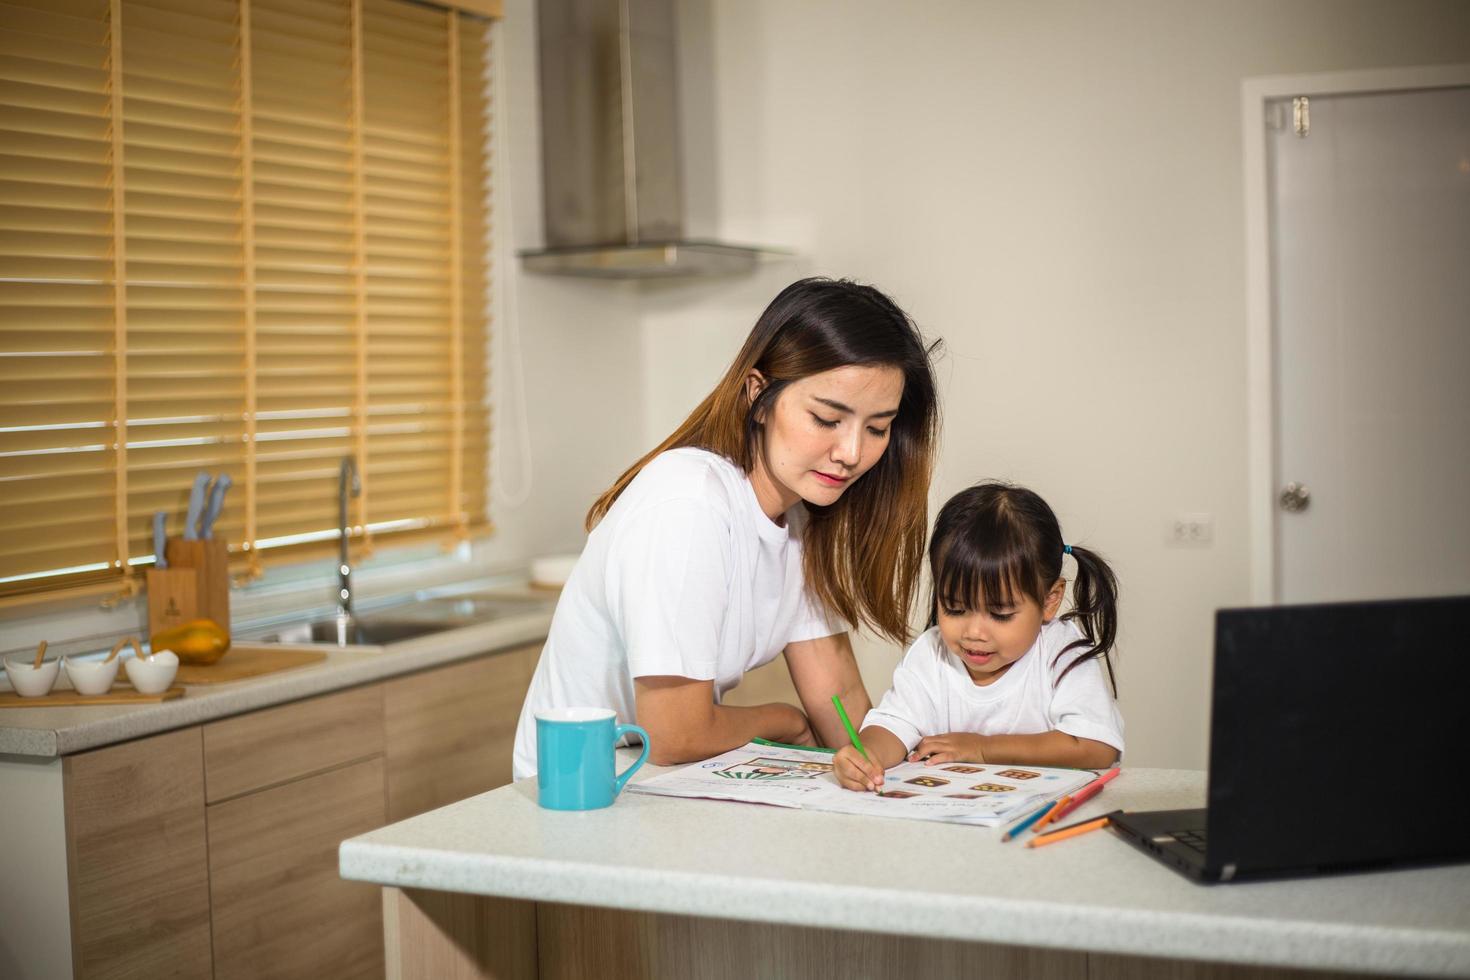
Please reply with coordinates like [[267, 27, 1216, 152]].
[[1050, 767, 1122, 821], [1034, 810, 1121, 838], [1031, 794, 1072, 833], [1025, 814, 1112, 848], [830, 695, 868, 759], [831, 695, 882, 795], [1000, 798, 1059, 842]]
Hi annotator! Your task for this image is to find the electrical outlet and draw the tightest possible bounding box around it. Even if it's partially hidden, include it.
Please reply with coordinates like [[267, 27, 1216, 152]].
[[1168, 513, 1215, 547]]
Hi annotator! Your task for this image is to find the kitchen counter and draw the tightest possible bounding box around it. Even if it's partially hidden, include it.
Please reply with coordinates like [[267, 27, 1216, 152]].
[[0, 595, 554, 980], [0, 607, 553, 758], [340, 759, 1470, 978]]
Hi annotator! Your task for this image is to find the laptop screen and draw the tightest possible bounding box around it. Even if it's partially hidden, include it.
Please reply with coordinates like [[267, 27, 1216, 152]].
[[1205, 595, 1470, 876]]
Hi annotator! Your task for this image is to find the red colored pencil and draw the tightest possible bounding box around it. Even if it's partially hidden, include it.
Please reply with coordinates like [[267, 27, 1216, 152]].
[[1050, 767, 1121, 821]]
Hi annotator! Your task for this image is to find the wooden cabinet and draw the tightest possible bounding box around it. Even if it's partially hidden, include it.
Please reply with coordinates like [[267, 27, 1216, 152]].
[[63, 727, 213, 980], [384, 642, 538, 821], [202, 686, 393, 980], [59, 643, 540, 979], [207, 758, 387, 980], [202, 685, 385, 802]]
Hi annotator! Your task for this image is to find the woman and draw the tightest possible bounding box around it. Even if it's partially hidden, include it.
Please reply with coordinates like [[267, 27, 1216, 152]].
[[512, 278, 940, 777]]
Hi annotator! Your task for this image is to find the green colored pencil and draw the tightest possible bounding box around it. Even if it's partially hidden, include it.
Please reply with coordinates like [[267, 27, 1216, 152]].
[[831, 694, 882, 794]]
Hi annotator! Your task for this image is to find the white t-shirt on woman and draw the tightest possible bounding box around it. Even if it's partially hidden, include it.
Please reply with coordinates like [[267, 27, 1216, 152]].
[[861, 618, 1124, 755], [512, 448, 843, 779]]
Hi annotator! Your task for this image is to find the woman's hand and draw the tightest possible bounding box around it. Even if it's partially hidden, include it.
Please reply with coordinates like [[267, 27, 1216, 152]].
[[834, 744, 885, 792], [770, 702, 816, 747], [909, 732, 986, 765]]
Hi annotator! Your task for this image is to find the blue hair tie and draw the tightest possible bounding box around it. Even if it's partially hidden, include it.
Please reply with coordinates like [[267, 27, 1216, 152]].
[[1062, 544, 1073, 556]]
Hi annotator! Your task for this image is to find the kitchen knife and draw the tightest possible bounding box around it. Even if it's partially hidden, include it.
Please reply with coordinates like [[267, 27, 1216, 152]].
[[183, 470, 210, 540], [198, 473, 232, 540], [153, 511, 168, 569]]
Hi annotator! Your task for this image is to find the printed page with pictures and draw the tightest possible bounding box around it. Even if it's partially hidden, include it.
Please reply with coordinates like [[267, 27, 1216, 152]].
[[629, 741, 1095, 827]]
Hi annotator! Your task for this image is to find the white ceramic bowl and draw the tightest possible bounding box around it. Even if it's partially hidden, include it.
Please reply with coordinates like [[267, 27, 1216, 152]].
[[3, 656, 61, 698], [530, 553, 579, 590], [124, 650, 178, 695], [64, 655, 120, 696]]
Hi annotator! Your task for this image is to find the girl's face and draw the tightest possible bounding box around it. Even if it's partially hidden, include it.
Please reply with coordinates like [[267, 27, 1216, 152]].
[[937, 579, 1065, 685], [746, 364, 904, 521]]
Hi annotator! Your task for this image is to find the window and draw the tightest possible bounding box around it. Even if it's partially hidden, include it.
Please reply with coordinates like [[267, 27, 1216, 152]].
[[0, 0, 495, 602]]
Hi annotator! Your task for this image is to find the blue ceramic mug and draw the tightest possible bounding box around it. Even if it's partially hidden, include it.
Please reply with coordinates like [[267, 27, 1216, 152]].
[[535, 707, 650, 810]]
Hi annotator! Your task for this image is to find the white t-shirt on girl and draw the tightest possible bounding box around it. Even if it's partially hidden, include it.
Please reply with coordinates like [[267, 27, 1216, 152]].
[[861, 618, 1124, 756], [512, 448, 843, 779]]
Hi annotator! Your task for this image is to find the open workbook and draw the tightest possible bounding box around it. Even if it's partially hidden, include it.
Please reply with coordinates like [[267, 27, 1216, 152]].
[[629, 740, 1096, 827]]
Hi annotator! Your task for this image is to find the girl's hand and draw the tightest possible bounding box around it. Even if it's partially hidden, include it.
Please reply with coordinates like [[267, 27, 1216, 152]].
[[834, 744, 885, 792], [909, 732, 986, 765]]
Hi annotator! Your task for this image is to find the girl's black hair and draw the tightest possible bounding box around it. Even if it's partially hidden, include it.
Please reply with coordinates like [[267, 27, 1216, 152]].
[[927, 482, 1119, 693]]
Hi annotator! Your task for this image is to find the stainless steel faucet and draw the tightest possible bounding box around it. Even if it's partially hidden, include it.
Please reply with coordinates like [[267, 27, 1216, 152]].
[[338, 455, 360, 617]]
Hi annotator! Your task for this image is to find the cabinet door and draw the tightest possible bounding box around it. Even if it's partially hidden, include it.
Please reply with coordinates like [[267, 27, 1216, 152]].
[[207, 757, 387, 980], [384, 643, 539, 822], [203, 685, 384, 802], [63, 727, 213, 980]]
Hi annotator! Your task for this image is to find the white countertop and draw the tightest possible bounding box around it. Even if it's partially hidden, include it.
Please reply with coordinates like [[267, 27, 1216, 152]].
[[0, 611, 552, 757], [339, 760, 1470, 977]]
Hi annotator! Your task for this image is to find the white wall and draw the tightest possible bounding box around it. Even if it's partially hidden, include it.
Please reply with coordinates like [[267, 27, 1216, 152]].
[[479, 0, 646, 562], [638, 0, 1470, 768], [0, 757, 70, 978]]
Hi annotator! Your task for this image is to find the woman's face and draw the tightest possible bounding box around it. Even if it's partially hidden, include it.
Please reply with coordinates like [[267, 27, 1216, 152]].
[[747, 364, 905, 521]]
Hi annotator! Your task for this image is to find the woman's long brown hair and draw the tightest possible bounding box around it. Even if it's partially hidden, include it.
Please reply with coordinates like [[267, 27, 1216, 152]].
[[586, 278, 940, 644]]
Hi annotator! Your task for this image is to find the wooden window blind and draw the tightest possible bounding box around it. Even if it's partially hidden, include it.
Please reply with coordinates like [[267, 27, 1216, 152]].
[[0, 0, 495, 603]]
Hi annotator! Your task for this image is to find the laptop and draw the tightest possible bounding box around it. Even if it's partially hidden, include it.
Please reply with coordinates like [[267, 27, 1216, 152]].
[[1110, 594, 1470, 883]]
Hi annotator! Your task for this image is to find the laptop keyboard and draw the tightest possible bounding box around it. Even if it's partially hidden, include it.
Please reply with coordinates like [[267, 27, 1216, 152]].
[[1172, 829, 1208, 853]]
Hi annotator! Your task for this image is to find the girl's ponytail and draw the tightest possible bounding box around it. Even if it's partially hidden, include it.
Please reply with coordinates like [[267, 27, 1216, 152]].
[[1057, 544, 1120, 695]]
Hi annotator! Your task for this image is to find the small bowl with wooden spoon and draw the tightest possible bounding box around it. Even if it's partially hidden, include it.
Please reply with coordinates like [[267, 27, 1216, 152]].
[[63, 637, 136, 696], [3, 641, 61, 698], [124, 646, 178, 695]]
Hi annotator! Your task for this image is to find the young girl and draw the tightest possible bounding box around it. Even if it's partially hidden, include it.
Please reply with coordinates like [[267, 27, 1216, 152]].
[[835, 482, 1122, 792]]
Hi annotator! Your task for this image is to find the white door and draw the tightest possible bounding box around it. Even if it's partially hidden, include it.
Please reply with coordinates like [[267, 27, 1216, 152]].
[[1270, 84, 1470, 604]]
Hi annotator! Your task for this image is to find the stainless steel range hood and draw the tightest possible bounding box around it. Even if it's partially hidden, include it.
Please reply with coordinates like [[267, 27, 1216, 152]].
[[519, 0, 783, 278]]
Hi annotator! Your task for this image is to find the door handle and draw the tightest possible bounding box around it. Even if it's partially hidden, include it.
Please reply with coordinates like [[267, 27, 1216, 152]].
[[1279, 482, 1311, 512]]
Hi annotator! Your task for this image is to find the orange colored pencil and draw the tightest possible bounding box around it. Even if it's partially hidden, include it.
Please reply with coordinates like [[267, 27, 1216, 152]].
[[1025, 815, 1111, 848], [1031, 794, 1071, 832]]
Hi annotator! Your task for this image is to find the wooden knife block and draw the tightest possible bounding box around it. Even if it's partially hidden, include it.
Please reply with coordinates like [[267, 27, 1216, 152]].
[[147, 537, 230, 637]]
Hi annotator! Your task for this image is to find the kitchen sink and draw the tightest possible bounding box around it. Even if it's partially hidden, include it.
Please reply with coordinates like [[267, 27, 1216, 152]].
[[401, 594, 556, 622], [254, 616, 457, 647], [249, 591, 555, 647]]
